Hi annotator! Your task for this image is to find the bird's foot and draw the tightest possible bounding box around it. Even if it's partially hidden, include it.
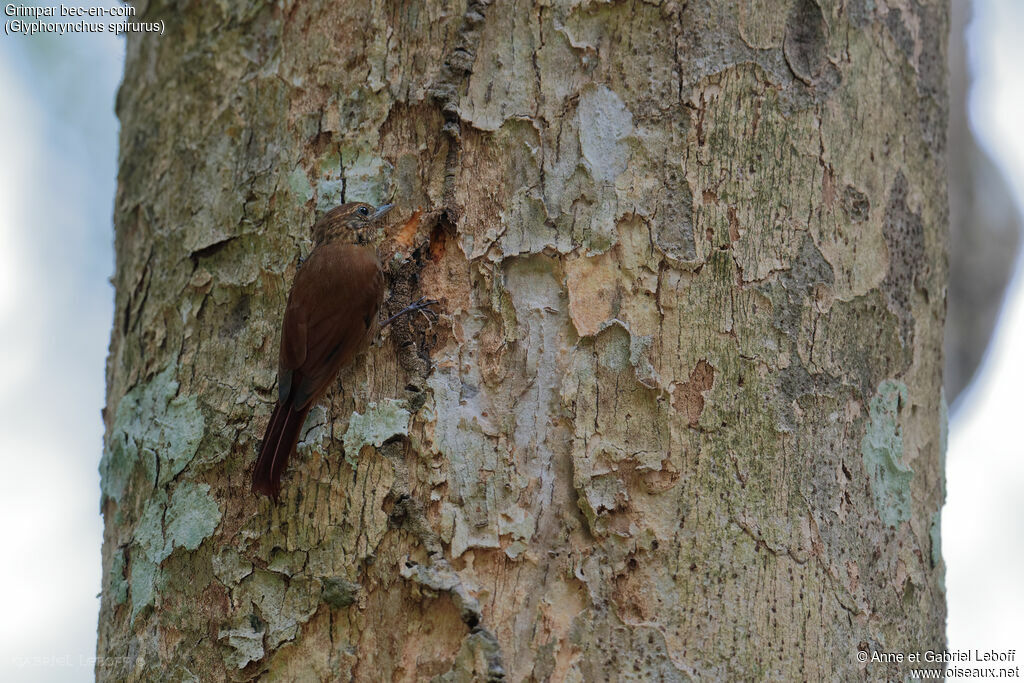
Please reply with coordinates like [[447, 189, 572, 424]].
[[382, 297, 439, 328]]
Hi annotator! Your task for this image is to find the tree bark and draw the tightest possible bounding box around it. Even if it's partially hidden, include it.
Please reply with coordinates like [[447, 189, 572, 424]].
[[98, 0, 948, 680]]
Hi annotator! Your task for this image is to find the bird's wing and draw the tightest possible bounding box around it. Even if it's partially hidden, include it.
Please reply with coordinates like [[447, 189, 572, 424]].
[[278, 297, 307, 402], [278, 243, 384, 409]]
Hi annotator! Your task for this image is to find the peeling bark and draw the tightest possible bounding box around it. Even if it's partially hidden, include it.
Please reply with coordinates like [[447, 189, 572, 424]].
[[99, 0, 948, 680]]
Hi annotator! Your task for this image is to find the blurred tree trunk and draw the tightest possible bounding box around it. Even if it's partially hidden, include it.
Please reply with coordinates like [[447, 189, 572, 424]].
[[97, 1, 948, 680], [945, 1, 1022, 406]]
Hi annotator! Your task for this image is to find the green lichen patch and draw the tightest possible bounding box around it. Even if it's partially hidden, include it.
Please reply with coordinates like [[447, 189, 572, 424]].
[[287, 165, 313, 203], [930, 511, 943, 569], [321, 577, 361, 608], [213, 548, 254, 585], [100, 364, 205, 506], [218, 613, 266, 670], [861, 379, 913, 527], [341, 399, 411, 465], [129, 556, 157, 621], [236, 569, 319, 650], [135, 484, 222, 565], [564, 324, 673, 538], [135, 490, 170, 563], [268, 548, 308, 576], [127, 483, 221, 621], [315, 152, 344, 212], [109, 549, 128, 606], [164, 483, 222, 554], [497, 188, 561, 257], [341, 149, 391, 207]]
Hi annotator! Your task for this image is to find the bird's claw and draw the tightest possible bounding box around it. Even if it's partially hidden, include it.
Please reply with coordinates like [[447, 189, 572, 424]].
[[407, 297, 440, 323], [381, 297, 441, 328]]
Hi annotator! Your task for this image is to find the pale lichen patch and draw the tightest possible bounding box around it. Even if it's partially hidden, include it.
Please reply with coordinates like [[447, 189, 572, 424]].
[[236, 569, 319, 651], [460, 0, 539, 132], [563, 324, 674, 538], [128, 482, 221, 620], [861, 379, 914, 527], [424, 361, 503, 554], [101, 363, 205, 506], [450, 506, 501, 559], [930, 511, 943, 570], [341, 398, 412, 465], [164, 483, 222, 553], [135, 483, 221, 565], [496, 188, 562, 258], [129, 556, 157, 621], [296, 404, 330, 458], [287, 165, 313, 203], [213, 548, 253, 586], [578, 85, 634, 184], [108, 549, 128, 607], [341, 151, 392, 207], [314, 152, 345, 212], [218, 613, 265, 670]]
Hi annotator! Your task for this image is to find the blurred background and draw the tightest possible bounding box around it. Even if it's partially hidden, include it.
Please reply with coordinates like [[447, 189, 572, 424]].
[[0, 2, 1021, 680]]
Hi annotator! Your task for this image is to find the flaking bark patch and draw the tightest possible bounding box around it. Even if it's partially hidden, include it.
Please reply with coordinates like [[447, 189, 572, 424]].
[[784, 0, 827, 85], [671, 359, 715, 427]]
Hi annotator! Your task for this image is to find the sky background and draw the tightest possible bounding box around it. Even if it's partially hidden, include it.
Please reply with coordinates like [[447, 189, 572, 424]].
[[0, 2, 1021, 680], [0, 11, 122, 682]]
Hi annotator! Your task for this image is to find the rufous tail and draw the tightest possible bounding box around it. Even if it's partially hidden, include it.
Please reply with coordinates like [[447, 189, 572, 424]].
[[252, 400, 310, 500]]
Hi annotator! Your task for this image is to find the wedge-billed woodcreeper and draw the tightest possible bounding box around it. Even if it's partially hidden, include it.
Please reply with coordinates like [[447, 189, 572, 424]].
[[252, 202, 431, 500]]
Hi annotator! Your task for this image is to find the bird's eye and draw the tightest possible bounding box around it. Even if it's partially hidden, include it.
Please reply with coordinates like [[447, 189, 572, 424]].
[[358, 206, 370, 217]]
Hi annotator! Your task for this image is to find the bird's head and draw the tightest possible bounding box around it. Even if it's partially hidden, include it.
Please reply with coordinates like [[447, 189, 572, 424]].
[[311, 202, 393, 245]]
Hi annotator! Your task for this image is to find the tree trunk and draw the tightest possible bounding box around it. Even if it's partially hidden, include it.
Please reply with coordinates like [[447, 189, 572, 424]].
[[98, 0, 948, 680], [945, 0, 1021, 406]]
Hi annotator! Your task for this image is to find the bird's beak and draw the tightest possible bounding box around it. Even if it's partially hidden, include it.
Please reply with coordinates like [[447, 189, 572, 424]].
[[373, 204, 394, 220]]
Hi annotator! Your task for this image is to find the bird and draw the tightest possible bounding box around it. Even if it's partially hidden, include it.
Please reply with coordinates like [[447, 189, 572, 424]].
[[252, 202, 434, 500]]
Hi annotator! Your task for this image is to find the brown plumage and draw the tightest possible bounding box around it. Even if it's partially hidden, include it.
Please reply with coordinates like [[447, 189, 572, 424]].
[[252, 202, 389, 500]]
